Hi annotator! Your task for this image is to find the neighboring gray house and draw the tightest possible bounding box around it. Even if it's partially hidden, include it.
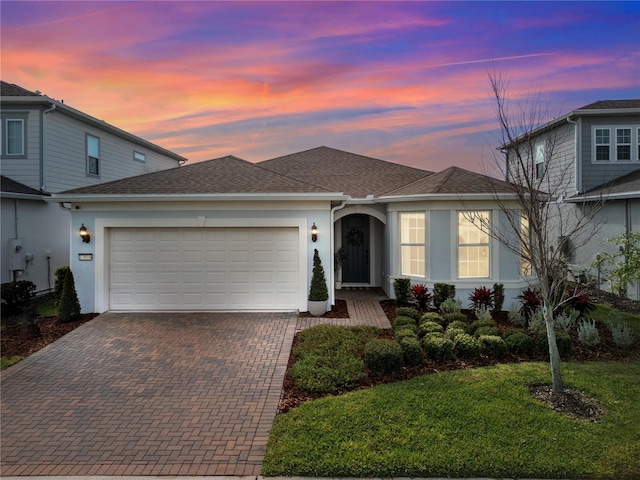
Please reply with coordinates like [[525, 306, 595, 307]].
[[1, 81, 187, 292], [503, 100, 640, 298], [51, 146, 528, 313]]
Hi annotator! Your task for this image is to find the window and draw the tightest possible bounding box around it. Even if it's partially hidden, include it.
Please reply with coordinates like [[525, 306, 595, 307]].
[[87, 134, 100, 176], [400, 212, 425, 277], [535, 143, 545, 179], [617, 128, 631, 161], [520, 216, 532, 276], [594, 128, 610, 161], [134, 151, 146, 162], [458, 211, 490, 278], [6, 119, 24, 155]]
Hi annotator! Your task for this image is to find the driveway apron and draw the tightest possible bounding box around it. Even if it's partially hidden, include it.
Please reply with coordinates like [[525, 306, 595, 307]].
[[0, 312, 297, 476]]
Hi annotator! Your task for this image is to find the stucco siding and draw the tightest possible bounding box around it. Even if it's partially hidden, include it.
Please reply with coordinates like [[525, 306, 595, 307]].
[[0, 105, 42, 190]]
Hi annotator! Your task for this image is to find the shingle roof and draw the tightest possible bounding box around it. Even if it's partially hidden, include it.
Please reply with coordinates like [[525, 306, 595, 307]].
[[382, 166, 515, 196], [258, 146, 432, 198], [1, 81, 40, 97], [1, 176, 47, 196], [571, 168, 640, 200], [62, 155, 332, 195], [577, 100, 640, 110]]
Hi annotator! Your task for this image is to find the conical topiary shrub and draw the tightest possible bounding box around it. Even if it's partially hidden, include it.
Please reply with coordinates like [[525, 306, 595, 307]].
[[308, 249, 329, 316], [58, 269, 81, 323]]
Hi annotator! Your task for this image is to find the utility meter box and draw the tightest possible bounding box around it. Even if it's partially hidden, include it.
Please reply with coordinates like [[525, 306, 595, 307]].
[[8, 238, 25, 271]]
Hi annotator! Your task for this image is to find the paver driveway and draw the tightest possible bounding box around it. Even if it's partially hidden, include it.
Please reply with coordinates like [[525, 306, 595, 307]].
[[0, 312, 297, 476]]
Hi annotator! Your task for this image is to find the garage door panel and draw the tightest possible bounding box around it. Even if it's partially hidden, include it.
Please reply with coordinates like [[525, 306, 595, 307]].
[[110, 227, 299, 310]]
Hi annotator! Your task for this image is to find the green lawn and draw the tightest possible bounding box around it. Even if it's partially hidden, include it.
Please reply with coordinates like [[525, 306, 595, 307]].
[[591, 304, 640, 337], [263, 360, 640, 479]]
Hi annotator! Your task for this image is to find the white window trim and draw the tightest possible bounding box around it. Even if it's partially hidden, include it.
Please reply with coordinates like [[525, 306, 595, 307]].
[[457, 211, 491, 279], [534, 142, 545, 179], [86, 133, 100, 177], [399, 211, 426, 278], [134, 151, 146, 162], [592, 125, 639, 163], [5, 118, 25, 156]]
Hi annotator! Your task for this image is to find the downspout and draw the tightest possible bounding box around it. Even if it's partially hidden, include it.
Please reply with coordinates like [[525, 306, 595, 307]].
[[566, 115, 580, 194], [41, 101, 57, 191], [330, 200, 347, 306]]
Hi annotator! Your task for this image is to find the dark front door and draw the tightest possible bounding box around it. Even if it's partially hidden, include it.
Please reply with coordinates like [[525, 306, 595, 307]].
[[342, 215, 370, 283]]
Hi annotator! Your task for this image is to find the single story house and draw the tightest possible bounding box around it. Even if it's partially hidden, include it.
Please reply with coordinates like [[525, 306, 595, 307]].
[[49, 146, 528, 313]]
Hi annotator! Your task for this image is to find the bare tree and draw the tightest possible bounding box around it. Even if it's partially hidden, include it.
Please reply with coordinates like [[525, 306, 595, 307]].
[[473, 70, 604, 393]]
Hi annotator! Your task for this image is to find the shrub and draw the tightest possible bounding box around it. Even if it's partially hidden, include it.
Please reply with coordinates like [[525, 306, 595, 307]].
[[474, 326, 500, 338], [567, 291, 596, 317], [493, 283, 505, 312], [422, 335, 454, 362], [411, 283, 432, 312], [420, 312, 445, 326], [291, 352, 366, 394], [502, 328, 525, 340], [474, 305, 492, 322], [54, 265, 71, 302], [393, 315, 417, 332], [537, 331, 573, 358], [418, 321, 444, 338], [364, 339, 404, 374], [440, 297, 462, 314], [294, 324, 360, 359], [508, 303, 526, 327], [393, 278, 412, 305], [399, 337, 424, 366], [1, 280, 36, 315], [395, 328, 418, 342], [504, 331, 535, 356], [433, 283, 456, 310], [396, 307, 420, 321], [527, 308, 546, 333], [446, 319, 468, 331], [57, 270, 81, 324], [478, 335, 507, 358], [577, 319, 600, 347], [453, 333, 479, 359], [467, 318, 497, 335], [445, 327, 465, 341], [518, 287, 542, 318], [348, 325, 382, 348], [609, 322, 635, 348], [554, 309, 579, 333], [442, 313, 467, 328], [308, 249, 329, 301], [469, 286, 494, 310]]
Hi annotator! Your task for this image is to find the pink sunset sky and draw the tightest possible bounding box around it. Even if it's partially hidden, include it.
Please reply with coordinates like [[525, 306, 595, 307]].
[[2, 1, 639, 173]]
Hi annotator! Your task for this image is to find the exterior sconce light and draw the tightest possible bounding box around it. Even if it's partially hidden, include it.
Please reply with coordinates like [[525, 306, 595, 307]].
[[311, 223, 318, 242], [79, 224, 91, 243]]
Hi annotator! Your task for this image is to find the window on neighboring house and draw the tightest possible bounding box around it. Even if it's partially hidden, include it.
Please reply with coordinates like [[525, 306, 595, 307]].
[[616, 128, 631, 161], [134, 151, 146, 162], [535, 143, 545, 179], [6, 119, 24, 155], [87, 134, 100, 176], [400, 212, 425, 277], [520, 216, 532, 276], [594, 128, 610, 161], [458, 211, 490, 278]]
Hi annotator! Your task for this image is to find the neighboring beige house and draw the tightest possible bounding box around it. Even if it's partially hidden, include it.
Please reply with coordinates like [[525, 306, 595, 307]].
[[502, 100, 640, 298], [1, 81, 187, 292], [51, 146, 529, 313]]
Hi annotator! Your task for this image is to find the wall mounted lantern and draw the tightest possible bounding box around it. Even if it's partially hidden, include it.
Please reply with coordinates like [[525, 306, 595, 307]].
[[311, 223, 318, 242], [79, 224, 91, 243]]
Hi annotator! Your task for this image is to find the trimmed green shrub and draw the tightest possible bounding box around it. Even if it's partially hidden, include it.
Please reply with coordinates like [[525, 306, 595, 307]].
[[453, 333, 479, 359], [433, 283, 456, 310], [422, 335, 454, 362], [493, 283, 505, 312], [420, 312, 445, 326], [467, 318, 497, 335], [478, 335, 508, 358], [294, 324, 360, 359], [58, 270, 81, 323], [505, 330, 535, 356], [396, 307, 420, 320], [1, 280, 36, 315], [308, 249, 329, 301], [474, 326, 500, 338], [348, 325, 382, 349], [393, 316, 417, 333], [502, 328, 525, 340], [399, 337, 424, 366], [395, 328, 418, 342], [364, 339, 404, 374], [53, 265, 71, 302], [393, 277, 412, 305], [440, 297, 462, 314], [423, 331, 445, 340], [445, 327, 466, 341], [291, 352, 366, 394], [443, 312, 467, 326], [417, 321, 444, 338], [446, 319, 468, 331], [536, 331, 573, 358]]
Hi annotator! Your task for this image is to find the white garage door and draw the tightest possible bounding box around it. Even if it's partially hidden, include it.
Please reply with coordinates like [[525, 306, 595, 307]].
[[109, 227, 299, 310]]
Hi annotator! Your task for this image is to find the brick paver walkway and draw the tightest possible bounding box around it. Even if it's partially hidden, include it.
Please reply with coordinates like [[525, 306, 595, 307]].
[[0, 312, 296, 476]]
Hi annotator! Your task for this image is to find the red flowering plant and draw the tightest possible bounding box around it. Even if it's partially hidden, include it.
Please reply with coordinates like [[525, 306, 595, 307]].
[[411, 283, 432, 312], [517, 287, 542, 318], [565, 288, 596, 317], [469, 286, 494, 310]]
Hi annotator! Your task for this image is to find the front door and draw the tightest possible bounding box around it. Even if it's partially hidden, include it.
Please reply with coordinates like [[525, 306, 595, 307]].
[[342, 215, 370, 283]]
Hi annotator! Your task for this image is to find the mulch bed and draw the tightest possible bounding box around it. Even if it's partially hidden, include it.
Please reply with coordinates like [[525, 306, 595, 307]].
[[298, 299, 349, 318]]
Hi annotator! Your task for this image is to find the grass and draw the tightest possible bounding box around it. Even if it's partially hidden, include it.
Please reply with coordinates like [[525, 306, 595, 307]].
[[36, 297, 58, 317], [263, 360, 640, 479], [0, 355, 23, 370], [590, 304, 640, 337]]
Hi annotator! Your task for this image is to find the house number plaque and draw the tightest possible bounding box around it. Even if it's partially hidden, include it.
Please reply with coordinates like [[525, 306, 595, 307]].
[[78, 253, 93, 261]]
